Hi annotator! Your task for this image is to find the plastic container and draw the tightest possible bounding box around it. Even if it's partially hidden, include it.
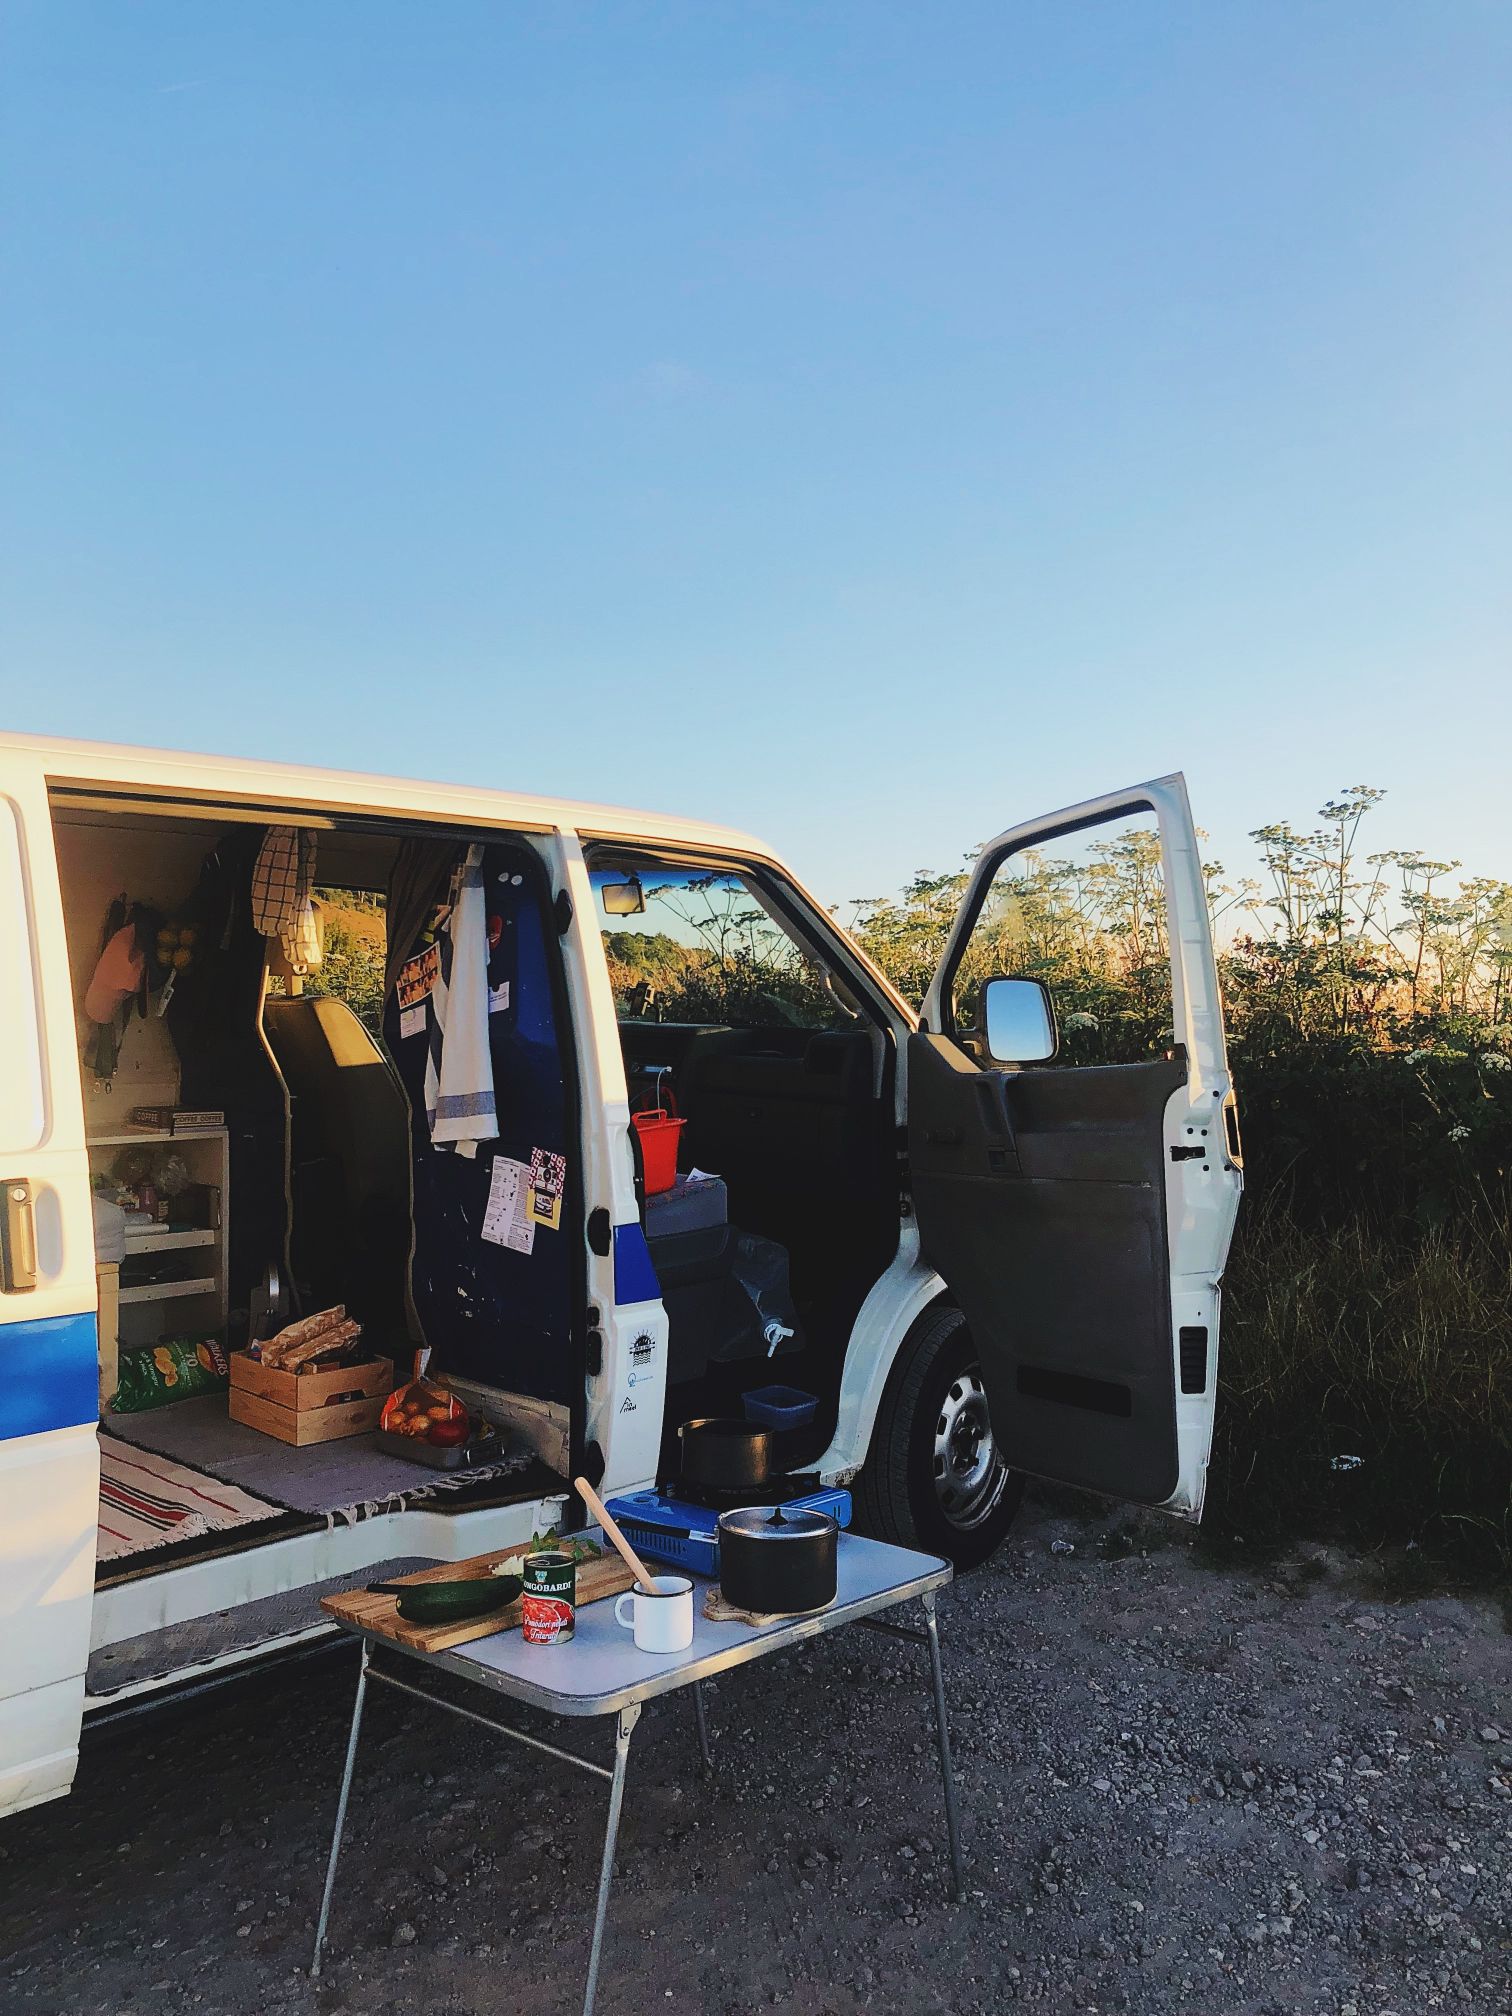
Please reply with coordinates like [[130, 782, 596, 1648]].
[[741, 1385, 819, 1430], [644, 1171, 727, 1237], [631, 1108, 684, 1194]]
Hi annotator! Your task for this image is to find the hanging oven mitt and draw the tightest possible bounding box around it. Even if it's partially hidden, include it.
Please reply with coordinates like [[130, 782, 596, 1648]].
[[84, 924, 145, 1024]]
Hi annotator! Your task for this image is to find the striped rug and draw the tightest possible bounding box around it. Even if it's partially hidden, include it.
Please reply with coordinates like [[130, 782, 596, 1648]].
[[98, 1442, 284, 1564]]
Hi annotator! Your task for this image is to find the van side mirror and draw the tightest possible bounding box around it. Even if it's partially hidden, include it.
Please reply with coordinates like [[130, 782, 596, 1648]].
[[981, 976, 1057, 1065], [600, 876, 647, 917]]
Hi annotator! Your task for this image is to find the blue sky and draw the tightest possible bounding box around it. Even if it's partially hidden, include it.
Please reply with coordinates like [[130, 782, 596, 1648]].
[[2, 3, 1508, 909]]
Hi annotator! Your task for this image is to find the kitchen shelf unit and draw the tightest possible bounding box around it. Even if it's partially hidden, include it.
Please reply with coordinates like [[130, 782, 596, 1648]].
[[88, 1123, 230, 1354], [121, 1225, 218, 1256], [117, 1275, 221, 1307]]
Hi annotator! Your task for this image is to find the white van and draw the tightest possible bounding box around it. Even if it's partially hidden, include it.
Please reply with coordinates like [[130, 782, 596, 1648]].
[[0, 733, 1241, 1819]]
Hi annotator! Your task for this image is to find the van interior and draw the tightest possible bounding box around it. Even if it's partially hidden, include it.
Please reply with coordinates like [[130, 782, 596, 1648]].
[[60, 806, 581, 1611], [584, 848, 900, 1480], [54, 795, 903, 1696]]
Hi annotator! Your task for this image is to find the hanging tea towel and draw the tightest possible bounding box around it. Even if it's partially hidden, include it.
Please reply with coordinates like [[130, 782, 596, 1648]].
[[424, 844, 498, 1153], [251, 826, 318, 963]]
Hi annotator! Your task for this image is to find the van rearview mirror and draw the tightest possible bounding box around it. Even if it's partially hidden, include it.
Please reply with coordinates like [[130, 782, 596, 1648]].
[[981, 976, 1057, 1065], [601, 876, 647, 917]]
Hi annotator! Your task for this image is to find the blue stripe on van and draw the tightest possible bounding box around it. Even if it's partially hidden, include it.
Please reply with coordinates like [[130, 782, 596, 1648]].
[[612, 1222, 660, 1306], [0, 1310, 98, 1440]]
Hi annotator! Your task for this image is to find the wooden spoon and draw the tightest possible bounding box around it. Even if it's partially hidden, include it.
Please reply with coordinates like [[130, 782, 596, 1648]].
[[574, 1475, 661, 1593]]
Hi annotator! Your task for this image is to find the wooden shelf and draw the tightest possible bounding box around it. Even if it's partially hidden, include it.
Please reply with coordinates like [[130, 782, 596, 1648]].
[[118, 1275, 220, 1306], [88, 1126, 226, 1148], [94, 1127, 228, 1329], [121, 1226, 217, 1255]]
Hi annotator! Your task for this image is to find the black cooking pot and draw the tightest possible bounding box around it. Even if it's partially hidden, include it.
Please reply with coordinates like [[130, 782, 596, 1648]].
[[678, 1416, 771, 1493], [717, 1503, 838, 1615]]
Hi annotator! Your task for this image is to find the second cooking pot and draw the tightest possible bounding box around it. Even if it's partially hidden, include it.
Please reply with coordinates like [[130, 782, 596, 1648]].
[[717, 1503, 838, 1615], [678, 1416, 772, 1493]]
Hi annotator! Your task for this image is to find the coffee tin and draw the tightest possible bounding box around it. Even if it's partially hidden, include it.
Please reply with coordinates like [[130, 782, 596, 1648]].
[[521, 1550, 575, 1645]]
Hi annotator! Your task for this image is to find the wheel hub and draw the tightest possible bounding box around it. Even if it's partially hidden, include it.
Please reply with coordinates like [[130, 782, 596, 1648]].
[[932, 1365, 1009, 1530]]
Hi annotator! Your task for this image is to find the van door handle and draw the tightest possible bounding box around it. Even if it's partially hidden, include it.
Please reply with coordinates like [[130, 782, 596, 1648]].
[[925, 1127, 963, 1147], [1, 1178, 38, 1292]]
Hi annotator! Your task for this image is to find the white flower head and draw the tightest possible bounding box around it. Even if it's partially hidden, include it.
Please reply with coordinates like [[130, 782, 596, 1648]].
[[1063, 1011, 1099, 1032], [1478, 1051, 1511, 1073], [1405, 1048, 1432, 1065], [1448, 1124, 1471, 1141]]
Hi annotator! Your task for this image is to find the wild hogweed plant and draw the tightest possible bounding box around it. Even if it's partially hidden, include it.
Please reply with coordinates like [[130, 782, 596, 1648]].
[[848, 788, 1511, 1568], [849, 785, 1512, 1235]]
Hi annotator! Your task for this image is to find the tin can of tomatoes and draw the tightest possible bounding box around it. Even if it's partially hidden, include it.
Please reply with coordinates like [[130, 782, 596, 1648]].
[[521, 1550, 575, 1645]]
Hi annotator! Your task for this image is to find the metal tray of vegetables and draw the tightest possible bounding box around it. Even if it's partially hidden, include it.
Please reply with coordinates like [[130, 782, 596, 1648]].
[[373, 1422, 504, 1469]]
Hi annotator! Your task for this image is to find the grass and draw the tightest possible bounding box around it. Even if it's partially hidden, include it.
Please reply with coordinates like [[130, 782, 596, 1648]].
[[1204, 1201, 1512, 1582]]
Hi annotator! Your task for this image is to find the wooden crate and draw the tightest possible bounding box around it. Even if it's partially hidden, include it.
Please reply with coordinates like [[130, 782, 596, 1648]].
[[228, 1351, 393, 1446]]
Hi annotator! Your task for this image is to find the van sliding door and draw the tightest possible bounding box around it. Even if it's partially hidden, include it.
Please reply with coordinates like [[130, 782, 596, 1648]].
[[0, 761, 99, 1816]]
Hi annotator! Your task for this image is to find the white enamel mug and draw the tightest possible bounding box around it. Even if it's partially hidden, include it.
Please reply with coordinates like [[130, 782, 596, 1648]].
[[614, 1573, 694, 1653]]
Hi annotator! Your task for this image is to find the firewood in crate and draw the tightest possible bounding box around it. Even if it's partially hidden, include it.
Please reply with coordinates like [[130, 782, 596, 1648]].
[[281, 1319, 363, 1374], [297, 1334, 367, 1374], [259, 1305, 347, 1370]]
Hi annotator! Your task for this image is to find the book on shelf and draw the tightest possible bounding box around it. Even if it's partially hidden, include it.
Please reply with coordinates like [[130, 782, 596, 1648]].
[[129, 1105, 226, 1133]]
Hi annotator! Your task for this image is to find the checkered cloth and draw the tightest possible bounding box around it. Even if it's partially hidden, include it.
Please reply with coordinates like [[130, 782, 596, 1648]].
[[251, 827, 317, 958]]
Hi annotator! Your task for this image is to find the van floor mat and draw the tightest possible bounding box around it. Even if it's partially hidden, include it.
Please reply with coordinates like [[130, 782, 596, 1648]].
[[102, 1394, 539, 1518], [94, 1506, 321, 1591], [85, 1556, 437, 1700], [92, 1459, 565, 1592]]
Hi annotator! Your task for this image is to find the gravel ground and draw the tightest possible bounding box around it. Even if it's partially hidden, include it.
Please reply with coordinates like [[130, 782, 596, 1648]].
[[4, 1495, 1509, 2015]]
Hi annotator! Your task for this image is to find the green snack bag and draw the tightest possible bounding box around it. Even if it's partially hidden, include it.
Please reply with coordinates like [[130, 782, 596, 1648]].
[[112, 1336, 230, 1413]]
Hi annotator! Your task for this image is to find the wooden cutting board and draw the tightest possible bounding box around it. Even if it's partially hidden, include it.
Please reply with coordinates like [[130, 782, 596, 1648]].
[[322, 1545, 634, 1653]]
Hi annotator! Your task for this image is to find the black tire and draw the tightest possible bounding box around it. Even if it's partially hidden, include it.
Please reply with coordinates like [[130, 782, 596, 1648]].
[[854, 1303, 1024, 1571]]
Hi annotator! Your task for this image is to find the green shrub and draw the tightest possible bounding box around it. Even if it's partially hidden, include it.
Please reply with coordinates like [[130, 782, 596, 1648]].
[[850, 786, 1511, 1573], [1211, 1202, 1512, 1574]]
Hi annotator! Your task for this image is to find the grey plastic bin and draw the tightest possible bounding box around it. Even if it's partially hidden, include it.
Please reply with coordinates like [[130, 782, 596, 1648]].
[[644, 1173, 728, 1239]]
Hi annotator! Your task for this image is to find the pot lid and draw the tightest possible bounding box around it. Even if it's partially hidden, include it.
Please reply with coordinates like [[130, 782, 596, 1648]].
[[679, 1416, 768, 1440], [718, 1504, 838, 1542]]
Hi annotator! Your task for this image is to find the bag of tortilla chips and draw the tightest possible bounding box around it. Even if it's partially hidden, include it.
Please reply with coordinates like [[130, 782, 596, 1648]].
[[112, 1335, 230, 1413]]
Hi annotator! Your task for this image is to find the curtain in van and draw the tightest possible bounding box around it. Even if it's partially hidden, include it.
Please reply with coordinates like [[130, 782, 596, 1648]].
[[383, 838, 456, 1001]]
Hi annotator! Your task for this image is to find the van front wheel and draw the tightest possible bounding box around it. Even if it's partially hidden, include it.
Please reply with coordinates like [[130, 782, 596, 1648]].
[[854, 1304, 1024, 1571]]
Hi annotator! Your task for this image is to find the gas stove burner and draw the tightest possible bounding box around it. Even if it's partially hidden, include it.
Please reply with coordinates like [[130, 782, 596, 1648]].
[[661, 1471, 821, 1513]]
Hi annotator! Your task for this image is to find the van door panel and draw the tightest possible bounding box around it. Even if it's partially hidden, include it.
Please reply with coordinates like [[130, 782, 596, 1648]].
[[0, 766, 98, 1817], [909, 1033, 1187, 1503], [913, 774, 1240, 1518]]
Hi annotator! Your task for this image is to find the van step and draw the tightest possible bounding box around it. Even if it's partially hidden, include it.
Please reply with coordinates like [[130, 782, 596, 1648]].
[[85, 1557, 437, 1700]]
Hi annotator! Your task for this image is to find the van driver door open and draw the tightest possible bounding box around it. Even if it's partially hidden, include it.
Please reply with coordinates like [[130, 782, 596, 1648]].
[[0, 753, 99, 1816], [909, 774, 1242, 1520]]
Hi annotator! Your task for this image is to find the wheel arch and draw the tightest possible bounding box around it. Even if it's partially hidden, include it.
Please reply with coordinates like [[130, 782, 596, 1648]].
[[814, 1236, 955, 1483]]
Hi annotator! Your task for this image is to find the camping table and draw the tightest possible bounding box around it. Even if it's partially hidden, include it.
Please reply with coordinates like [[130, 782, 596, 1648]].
[[311, 1532, 961, 2015]]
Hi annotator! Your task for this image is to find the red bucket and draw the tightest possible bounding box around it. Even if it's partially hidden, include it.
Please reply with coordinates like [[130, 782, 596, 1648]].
[[631, 1108, 684, 1194]]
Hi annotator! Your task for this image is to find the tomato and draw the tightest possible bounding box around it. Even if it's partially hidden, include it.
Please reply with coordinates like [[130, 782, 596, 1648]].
[[427, 1415, 470, 1447]]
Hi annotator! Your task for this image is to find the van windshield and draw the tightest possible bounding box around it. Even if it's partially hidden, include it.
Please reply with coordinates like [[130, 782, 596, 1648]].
[[589, 864, 856, 1030]]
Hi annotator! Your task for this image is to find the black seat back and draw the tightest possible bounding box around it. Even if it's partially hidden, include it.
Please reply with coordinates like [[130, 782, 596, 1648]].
[[262, 996, 414, 1341]]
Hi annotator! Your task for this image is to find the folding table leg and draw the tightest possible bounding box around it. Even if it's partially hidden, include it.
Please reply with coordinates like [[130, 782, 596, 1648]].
[[311, 1643, 371, 1978], [921, 1591, 965, 1902], [582, 1702, 641, 2016], [693, 1679, 713, 1773]]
